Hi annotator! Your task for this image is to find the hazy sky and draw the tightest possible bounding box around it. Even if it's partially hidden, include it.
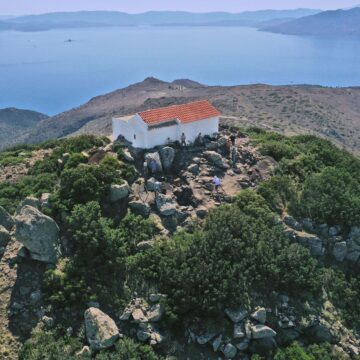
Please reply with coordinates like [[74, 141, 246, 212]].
[[0, 0, 359, 15]]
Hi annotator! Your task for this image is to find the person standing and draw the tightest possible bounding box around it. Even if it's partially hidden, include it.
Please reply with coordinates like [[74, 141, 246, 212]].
[[212, 175, 222, 193], [229, 133, 236, 147], [180, 132, 187, 147]]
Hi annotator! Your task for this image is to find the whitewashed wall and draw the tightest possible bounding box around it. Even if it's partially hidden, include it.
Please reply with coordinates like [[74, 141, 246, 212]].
[[179, 116, 219, 144], [113, 115, 219, 149]]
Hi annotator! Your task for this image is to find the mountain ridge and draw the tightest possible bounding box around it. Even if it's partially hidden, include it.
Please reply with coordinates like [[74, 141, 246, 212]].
[[3, 78, 360, 155], [261, 7, 360, 36]]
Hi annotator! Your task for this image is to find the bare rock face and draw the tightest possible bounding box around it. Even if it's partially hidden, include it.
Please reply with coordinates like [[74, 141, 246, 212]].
[[0, 205, 14, 230], [84, 307, 120, 351], [15, 205, 60, 264]]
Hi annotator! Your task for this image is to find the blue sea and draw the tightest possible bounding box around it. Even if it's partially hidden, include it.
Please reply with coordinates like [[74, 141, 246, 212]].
[[1, 26, 360, 115]]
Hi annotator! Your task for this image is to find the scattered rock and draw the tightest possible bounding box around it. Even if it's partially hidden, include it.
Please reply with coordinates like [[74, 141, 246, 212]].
[[76, 346, 91, 357], [129, 200, 151, 218], [147, 303, 164, 322], [284, 215, 302, 231], [84, 307, 120, 351], [197, 332, 216, 345], [203, 151, 229, 169], [225, 308, 248, 323], [251, 307, 266, 324], [109, 182, 130, 202], [233, 323, 245, 339], [196, 206, 208, 219], [15, 205, 60, 263], [123, 149, 135, 162], [40, 193, 52, 209], [221, 343, 237, 358], [235, 339, 250, 351], [251, 325, 277, 339], [212, 334, 222, 352], [131, 308, 148, 323], [0, 205, 14, 230], [137, 328, 151, 342], [155, 193, 177, 216]]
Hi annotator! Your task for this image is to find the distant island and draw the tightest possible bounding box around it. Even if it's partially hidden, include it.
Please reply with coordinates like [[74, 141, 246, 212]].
[[0, 9, 319, 32], [261, 7, 360, 37]]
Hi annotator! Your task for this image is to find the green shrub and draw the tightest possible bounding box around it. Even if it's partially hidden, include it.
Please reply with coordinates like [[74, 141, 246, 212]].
[[132, 191, 321, 321], [65, 153, 88, 169], [95, 338, 162, 360], [19, 331, 85, 360], [297, 167, 360, 227]]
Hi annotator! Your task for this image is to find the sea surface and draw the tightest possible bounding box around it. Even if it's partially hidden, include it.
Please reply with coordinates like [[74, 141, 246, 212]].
[[1, 26, 360, 115]]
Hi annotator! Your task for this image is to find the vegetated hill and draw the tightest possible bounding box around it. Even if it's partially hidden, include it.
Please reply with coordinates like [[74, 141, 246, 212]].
[[0, 108, 48, 150], [2, 9, 320, 31], [13, 77, 360, 155], [261, 7, 360, 36]]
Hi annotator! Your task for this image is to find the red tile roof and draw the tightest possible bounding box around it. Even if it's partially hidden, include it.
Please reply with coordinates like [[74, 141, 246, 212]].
[[138, 100, 221, 125]]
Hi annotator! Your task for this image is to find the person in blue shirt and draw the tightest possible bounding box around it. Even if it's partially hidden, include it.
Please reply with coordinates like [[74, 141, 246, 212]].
[[212, 176, 222, 192]]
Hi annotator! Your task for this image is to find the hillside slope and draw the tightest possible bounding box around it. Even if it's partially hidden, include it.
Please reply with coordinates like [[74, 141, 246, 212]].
[[14, 78, 360, 155], [261, 7, 360, 36], [0, 108, 48, 150]]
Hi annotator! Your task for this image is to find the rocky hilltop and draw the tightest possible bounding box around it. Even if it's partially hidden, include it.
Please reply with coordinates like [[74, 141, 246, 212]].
[[2, 77, 360, 155], [0, 129, 360, 359]]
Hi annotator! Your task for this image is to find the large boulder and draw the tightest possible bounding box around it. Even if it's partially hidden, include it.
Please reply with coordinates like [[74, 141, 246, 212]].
[[84, 307, 120, 351], [129, 200, 151, 218], [0, 206, 14, 230], [159, 147, 175, 171], [155, 193, 177, 216], [109, 182, 130, 202], [203, 151, 229, 169], [145, 152, 163, 173], [221, 343, 237, 358], [251, 307, 267, 324], [225, 308, 248, 323], [295, 232, 324, 257], [15, 206, 60, 264]]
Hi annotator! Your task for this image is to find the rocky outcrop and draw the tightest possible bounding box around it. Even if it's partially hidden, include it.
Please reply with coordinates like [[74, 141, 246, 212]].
[[15, 205, 60, 263], [284, 216, 360, 266], [109, 182, 130, 202], [0, 206, 14, 230], [119, 296, 165, 347], [84, 307, 120, 351]]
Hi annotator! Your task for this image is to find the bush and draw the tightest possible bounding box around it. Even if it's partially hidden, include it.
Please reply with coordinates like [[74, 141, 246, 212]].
[[44, 202, 154, 309], [131, 191, 321, 321], [19, 331, 85, 360], [297, 167, 360, 227], [95, 338, 162, 360]]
